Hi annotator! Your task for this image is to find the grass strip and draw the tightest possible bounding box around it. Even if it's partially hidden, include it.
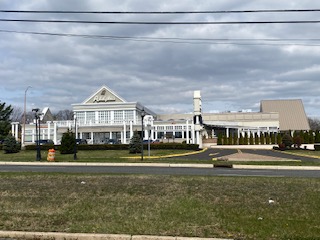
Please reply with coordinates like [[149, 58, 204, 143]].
[[0, 173, 319, 239]]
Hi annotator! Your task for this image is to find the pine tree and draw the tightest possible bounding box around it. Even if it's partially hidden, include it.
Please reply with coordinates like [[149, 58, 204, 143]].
[[249, 133, 254, 145], [239, 134, 244, 145], [244, 132, 248, 145], [0, 101, 13, 141], [254, 133, 259, 145], [233, 133, 238, 145], [3, 135, 20, 153], [260, 133, 265, 145], [217, 133, 223, 145], [129, 130, 142, 153], [60, 129, 76, 154]]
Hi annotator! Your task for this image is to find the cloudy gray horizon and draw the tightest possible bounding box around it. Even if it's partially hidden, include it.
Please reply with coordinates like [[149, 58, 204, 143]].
[[1, 0, 320, 118]]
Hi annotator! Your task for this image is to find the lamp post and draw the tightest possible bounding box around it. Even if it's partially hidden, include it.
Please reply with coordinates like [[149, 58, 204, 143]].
[[23, 86, 32, 147], [73, 113, 77, 160], [32, 108, 41, 161], [141, 108, 145, 161]]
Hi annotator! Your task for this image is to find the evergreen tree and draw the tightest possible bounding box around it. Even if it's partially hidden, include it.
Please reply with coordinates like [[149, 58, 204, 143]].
[[239, 134, 244, 145], [254, 133, 259, 145], [270, 132, 276, 144], [244, 132, 248, 145], [129, 130, 142, 153], [282, 134, 293, 148], [60, 129, 76, 154], [233, 133, 238, 145], [276, 133, 282, 145], [3, 135, 20, 153], [304, 131, 309, 144], [315, 131, 320, 143], [309, 130, 315, 144], [265, 132, 271, 145], [228, 136, 233, 145], [249, 133, 254, 145], [217, 133, 223, 145], [223, 135, 228, 145], [0, 101, 13, 141], [260, 133, 265, 145]]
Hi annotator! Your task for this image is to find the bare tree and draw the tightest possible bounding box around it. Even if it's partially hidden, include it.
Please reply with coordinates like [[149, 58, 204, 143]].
[[308, 117, 320, 131], [53, 109, 74, 120], [10, 106, 23, 123]]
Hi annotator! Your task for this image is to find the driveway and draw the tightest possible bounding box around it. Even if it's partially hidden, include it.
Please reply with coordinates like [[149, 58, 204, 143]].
[[176, 148, 320, 162]]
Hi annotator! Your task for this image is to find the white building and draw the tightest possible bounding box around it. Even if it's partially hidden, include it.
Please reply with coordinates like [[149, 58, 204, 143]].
[[13, 85, 310, 147]]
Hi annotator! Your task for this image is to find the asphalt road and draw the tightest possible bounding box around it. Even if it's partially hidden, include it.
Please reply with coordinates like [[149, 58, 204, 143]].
[[1, 164, 320, 178]]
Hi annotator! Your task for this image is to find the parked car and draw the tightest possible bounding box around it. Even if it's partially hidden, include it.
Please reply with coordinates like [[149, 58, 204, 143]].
[[106, 139, 120, 144], [76, 139, 87, 144], [35, 139, 54, 145]]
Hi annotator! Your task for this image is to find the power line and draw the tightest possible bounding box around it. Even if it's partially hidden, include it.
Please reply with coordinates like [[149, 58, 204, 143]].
[[1, 9, 320, 14], [2, 29, 320, 46], [1, 19, 320, 24]]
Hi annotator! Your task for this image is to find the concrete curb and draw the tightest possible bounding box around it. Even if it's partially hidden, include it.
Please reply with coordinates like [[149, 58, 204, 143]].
[[233, 165, 320, 170], [0, 231, 233, 240], [2, 162, 320, 170]]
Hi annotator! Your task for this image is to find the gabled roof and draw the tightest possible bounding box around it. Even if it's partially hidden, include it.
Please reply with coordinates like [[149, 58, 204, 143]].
[[41, 107, 54, 122], [260, 99, 310, 131], [82, 86, 126, 104]]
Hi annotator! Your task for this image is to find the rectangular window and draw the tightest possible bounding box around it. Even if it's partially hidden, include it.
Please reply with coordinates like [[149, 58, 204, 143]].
[[98, 111, 111, 124], [76, 112, 85, 125], [124, 110, 134, 122], [114, 110, 124, 124], [86, 112, 95, 124]]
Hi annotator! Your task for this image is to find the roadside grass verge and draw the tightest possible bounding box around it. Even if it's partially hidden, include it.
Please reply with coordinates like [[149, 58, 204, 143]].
[[0, 149, 210, 164], [0, 173, 319, 240]]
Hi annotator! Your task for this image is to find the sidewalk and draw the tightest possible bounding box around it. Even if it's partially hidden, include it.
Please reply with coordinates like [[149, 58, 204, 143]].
[[0, 231, 232, 240]]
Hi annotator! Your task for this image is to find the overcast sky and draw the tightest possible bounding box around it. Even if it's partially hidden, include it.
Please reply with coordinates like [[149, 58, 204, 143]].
[[1, 0, 320, 117]]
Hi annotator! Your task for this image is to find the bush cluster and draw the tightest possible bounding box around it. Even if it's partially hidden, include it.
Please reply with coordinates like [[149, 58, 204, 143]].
[[217, 130, 320, 146], [25, 143, 200, 151]]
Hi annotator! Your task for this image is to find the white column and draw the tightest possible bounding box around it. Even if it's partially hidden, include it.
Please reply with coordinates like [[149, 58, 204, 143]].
[[32, 128, 35, 143], [47, 122, 51, 140], [15, 123, 19, 140], [123, 121, 126, 144], [191, 124, 195, 144], [226, 127, 229, 138], [91, 132, 94, 144], [186, 120, 189, 144], [11, 124, 15, 137], [53, 122, 57, 144], [130, 121, 133, 138]]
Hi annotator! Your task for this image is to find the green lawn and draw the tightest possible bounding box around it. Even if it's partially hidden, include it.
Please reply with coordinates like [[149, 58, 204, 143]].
[[0, 149, 212, 164], [0, 173, 319, 240]]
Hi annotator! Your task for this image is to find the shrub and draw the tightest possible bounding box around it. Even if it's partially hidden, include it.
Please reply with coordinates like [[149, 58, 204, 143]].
[[129, 131, 142, 154], [282, 134, 293, 148], [217, 134, 223, 145], [3, 135, 20, 153], [60, 129, 76, 154], [314, 144, 320, 151], [249, 133, 254, 145], [293, 135, 302, 148], [260, 133, 265, 145], [239, 134, 244, 145]]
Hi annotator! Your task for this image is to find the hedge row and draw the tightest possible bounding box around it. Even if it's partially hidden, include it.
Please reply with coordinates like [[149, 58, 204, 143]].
[[24, 143, 200, 151]]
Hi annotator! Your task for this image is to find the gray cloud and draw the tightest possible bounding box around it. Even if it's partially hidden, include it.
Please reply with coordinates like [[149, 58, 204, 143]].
[[1, 0, 320, 117]]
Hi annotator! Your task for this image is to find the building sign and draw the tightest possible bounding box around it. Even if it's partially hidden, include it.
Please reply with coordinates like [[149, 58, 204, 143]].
[[93, 90, 117, 103]]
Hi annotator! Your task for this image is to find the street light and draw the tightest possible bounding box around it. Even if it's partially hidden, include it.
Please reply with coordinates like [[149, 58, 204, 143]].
[[32, 108, 41, 161], [23, 86, 32, 147], [141, 108, 145, 161], [73, 113, 77, 160]]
